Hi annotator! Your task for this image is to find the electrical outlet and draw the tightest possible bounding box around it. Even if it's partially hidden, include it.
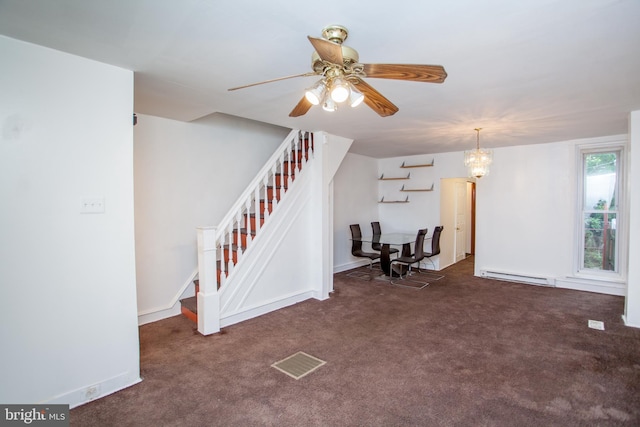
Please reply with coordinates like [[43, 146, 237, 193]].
[[81, 197, 105, 214], [85, 385, 100, 400]]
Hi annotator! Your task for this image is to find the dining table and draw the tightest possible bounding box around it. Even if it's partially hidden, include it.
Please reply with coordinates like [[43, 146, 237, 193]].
[[355, 232, 430, 277]]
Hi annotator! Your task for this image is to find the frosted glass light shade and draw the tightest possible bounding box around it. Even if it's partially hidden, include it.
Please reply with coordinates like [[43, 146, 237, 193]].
[[304, 80, 327, 105], [348, 84, 364, 107], [330, 77, 350, 103], [322, 96, 337, 112]]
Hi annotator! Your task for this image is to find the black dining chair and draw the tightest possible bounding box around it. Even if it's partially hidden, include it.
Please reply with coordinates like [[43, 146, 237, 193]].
[[389, 228, 428, 287], [418, 225, 444, 280], [350, 224, 380, 269], [370, 221, 399, 257], [421, 226, 443, 271]]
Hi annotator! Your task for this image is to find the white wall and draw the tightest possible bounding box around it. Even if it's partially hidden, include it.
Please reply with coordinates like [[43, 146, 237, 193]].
[[377, 152, 468, 233], [0, 36, 140, 406], [474, 134, 631, 296], [333, 133, 634, 301], [378, 152, 469, 269], [332, 153, 379, 272], [134, 113, 289, 323], [474, 139, 576, 278], [625, 110, 640, 327]]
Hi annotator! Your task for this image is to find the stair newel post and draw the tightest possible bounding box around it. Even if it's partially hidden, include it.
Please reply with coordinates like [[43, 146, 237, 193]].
[[196, 227, 221, 335]]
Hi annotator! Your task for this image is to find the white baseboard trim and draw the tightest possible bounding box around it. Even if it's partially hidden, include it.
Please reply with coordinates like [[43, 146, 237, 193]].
[[137, 278, 196, 325], [555, 277, 626, 296], [138, 303, 182, 325], [621, 315, 640, 329], [334, 259, 372, 273], [48, 371, 142, 409], [221, 290, 315, 329]]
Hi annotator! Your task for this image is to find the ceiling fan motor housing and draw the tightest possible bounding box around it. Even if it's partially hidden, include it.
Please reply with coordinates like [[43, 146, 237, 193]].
[[311, 46, 359, 72]]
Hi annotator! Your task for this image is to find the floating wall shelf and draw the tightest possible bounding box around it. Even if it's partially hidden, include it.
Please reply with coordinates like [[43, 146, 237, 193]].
[[400, 159, 434, 168], [379, 173, 410, 181], [400, 183, 434, 192], [378, 196, 410, 204]]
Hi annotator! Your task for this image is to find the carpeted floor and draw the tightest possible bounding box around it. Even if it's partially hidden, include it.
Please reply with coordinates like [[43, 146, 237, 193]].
[[70, 256, 640, 426]]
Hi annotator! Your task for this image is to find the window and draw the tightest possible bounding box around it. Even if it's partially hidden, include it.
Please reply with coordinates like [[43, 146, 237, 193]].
[[577, 143, 625, 276]]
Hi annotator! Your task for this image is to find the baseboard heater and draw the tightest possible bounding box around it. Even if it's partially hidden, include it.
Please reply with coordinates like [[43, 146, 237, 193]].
[[480, 269, 555, 286]]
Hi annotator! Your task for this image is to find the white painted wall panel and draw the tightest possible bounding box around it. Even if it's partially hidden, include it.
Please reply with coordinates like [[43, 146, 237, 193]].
[[0, 35, 139, 406]]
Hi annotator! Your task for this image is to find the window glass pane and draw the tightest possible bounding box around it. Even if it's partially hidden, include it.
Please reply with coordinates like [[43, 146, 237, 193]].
[[582, 212, 616, 271], [582, 146, 618, 274], [584, 152, 617, 210]]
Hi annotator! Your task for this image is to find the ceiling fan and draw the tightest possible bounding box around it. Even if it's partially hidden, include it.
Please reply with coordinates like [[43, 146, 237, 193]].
[[228, 25, 447, 117]]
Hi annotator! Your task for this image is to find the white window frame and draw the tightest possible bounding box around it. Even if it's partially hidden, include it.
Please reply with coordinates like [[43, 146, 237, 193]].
[[574, 139, 627, 280]]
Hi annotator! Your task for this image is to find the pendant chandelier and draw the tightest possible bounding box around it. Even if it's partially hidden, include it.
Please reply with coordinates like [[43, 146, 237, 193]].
[[464, 128, 493, 178]]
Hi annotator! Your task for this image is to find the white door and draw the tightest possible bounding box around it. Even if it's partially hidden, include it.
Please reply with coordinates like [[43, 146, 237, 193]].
[[455, 181, 467, 262]]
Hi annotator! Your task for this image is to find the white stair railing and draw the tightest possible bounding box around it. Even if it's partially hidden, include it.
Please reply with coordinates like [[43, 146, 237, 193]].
[[196, 130, 314, 324]]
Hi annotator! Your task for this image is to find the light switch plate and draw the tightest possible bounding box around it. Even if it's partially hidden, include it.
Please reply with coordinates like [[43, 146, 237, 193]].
[[81, 197, 105, 214]]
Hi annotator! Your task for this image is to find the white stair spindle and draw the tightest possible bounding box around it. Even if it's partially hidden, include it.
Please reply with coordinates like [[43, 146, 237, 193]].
[[271, 165, 278, 206], [263, 176, 269, 219], [235, 211, 243, 259], [245, 196, 253, 243], [227, 223, 235, 271], [278, 152, 285, 197], [302, 132, 308, 164], [296, 135, 302, 173], [254, 185, 261, 234], [218, 232, 226, 285]]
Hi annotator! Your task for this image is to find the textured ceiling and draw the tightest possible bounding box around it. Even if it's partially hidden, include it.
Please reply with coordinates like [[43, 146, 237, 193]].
[[1, 0, 639, 158]]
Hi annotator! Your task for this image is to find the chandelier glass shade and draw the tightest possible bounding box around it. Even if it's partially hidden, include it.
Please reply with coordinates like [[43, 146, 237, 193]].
[[464, 128, 493, 178]]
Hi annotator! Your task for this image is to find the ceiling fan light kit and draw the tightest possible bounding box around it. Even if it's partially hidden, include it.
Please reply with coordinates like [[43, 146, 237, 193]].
[[228, 24, 448, 118]]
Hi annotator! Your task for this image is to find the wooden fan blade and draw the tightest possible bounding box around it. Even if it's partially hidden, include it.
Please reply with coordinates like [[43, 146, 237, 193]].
[[228, 72, 317, 91], [352, 78, 399, 117], [361, 64, 447, 83], [289, 96, 313, 117], [307, 36, 343, 65]]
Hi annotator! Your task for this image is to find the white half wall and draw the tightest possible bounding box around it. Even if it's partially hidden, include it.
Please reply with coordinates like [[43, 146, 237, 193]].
[[333, 153, 380, 272], [134, 113, 289, 324], [0, 36, 140, 407]]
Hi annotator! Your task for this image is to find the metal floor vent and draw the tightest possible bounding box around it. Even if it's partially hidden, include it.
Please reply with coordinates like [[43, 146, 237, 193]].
[[271, 351, 326, 380]]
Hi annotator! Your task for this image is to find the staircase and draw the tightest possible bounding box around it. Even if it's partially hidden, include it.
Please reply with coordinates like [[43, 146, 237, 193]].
[[179, 130, 314, 330]]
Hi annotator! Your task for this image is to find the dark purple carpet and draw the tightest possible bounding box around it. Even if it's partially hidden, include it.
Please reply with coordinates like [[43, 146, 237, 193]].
[[71, 257, 640, 426]]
